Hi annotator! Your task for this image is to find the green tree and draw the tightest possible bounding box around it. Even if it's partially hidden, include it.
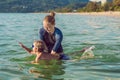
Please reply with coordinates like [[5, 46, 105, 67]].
[[112, 0, 120, 11], [102, 3, 110, 11], [113, 0, 120, 6], [85, 1, 99, 12]]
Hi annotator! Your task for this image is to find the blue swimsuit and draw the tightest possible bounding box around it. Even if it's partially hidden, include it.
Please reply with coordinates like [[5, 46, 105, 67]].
[[39, 27, 63, 53], [39, 27, 69, 60]]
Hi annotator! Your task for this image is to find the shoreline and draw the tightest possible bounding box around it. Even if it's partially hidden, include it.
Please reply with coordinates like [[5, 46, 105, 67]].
[[1, 11, 119, 17], [57, 11, 120, 17]]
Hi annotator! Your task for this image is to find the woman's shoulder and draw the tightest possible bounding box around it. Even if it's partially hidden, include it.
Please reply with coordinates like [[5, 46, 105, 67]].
[[40, 27, 45, 31], [54, 27, 63, 36], [39, 27, 46, 33], [55, 27, 62, 33]]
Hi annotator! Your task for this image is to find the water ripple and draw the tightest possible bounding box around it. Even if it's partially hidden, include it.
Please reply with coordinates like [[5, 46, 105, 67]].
[[0, 13, 120, 80]]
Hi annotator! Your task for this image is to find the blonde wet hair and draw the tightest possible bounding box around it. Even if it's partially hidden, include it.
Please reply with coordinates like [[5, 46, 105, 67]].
[[43, 12, 56, 25]]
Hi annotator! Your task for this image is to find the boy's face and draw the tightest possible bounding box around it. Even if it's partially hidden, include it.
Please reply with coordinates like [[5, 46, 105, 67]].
[[43, 21, 55, 34], [32, 44, 38, 52]]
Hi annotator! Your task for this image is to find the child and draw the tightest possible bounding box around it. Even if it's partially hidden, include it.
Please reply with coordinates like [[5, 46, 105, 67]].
[[19, 40, 60, 63], [19, 40, 95, 63]]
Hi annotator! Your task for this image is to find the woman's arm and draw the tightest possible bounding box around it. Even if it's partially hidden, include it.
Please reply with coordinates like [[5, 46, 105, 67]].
[[39, 28, 44, 40], [51, 28, 63, 54], [19, 42, 34, 54], [39, 28, 48, 52]]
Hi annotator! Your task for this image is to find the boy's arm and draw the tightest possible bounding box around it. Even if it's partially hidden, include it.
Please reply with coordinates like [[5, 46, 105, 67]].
[[35, 53, 42, 63], [19, 42, 34, 54]]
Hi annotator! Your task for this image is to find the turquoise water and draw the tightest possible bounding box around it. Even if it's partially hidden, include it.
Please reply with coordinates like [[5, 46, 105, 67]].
[[0, 13, 120, 80]]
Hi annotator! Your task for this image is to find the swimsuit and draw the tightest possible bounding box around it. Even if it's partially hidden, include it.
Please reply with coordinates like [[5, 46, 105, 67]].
[[39, 27, 63, 53]]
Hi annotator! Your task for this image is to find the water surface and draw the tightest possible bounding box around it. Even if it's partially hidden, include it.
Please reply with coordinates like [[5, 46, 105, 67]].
[[0, 13, 120, 80]]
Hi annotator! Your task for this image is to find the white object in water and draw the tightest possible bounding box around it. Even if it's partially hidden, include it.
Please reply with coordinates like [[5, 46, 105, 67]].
[[80, 45, 95, 59]]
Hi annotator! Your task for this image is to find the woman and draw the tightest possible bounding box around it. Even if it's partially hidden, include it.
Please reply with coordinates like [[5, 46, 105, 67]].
[[39, 12, 69, 60]]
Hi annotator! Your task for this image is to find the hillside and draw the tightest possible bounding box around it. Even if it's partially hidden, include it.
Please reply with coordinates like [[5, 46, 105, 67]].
[[0, 0, 89, 13]]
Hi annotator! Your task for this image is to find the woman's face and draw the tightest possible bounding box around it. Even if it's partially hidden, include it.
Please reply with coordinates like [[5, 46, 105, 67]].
[[43, 21, 55, 34]]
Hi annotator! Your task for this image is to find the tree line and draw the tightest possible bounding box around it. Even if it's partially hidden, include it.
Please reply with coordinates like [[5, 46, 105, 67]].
[[57, 0, 120, 12], [0, 0, 119, 13], [0, 0, 88, 13]]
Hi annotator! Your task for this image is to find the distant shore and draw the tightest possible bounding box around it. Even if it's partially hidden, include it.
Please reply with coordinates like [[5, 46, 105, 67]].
[[58, 11, 120, 17]]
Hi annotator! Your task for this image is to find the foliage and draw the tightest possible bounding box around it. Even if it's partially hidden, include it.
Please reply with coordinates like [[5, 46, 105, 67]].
[[112, 0, 120, 11], [55, 2, 87, 12], [0, 0, 120, 13], [0, 0, 88, 13], [81, 0, 120, 12], [85, 1, 99, 12], [113, 0, 120, 6]]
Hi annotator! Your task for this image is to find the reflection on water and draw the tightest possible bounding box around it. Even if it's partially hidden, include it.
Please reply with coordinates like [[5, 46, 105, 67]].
[[28, 60, 65, 79], [0, 13, 120, 80]]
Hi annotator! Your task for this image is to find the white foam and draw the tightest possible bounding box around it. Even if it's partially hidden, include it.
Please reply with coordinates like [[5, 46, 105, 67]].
[[80, 45, 95, 59]]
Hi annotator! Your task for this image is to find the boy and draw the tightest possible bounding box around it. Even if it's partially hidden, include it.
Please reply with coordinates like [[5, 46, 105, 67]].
[[19, 40, 95, 63], [19, 40, 60, 63]]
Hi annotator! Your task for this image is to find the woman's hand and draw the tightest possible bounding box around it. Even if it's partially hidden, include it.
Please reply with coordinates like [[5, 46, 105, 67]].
[[51, 50, 59, 57], [51, 50, 55, 54]]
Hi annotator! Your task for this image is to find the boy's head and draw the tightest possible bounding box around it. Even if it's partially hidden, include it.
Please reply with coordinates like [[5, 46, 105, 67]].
[[32, 40, 45, 52]]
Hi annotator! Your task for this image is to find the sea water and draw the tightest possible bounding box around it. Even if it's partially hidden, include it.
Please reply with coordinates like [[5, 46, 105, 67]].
[[0, 13, 120, 80]]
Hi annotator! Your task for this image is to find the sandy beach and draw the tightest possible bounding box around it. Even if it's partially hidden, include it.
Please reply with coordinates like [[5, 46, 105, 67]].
[[59, 11, 120, 17], [80, 11, 120, 17]]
